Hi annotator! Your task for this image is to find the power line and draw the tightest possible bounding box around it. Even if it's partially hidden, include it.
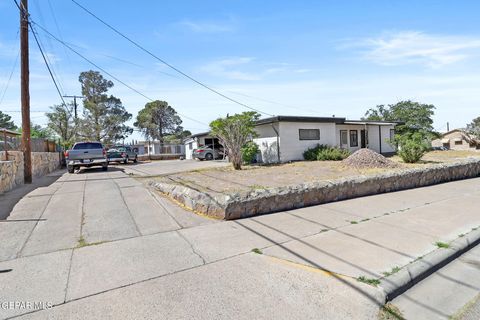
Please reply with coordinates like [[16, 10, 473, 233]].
[[31, 20, 209, 127], [28, 22, 68, 108], [0, 33, 20, 107], [69, 0, 274, 117]]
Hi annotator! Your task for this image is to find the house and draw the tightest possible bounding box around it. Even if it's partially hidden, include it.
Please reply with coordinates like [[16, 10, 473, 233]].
[[253, 116, 399, 163], [138, 141, 185, 156], [183, 132, 223, 160], [183, 115, 399, 163], [431, 129, 479, 151]]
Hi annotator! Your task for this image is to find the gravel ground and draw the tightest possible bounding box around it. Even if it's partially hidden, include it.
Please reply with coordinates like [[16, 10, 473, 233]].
[[343, 149, 399, 169]]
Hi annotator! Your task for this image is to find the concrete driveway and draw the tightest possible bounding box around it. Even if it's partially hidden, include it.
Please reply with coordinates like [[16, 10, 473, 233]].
[[120, 159, 230, 176], [1, 166, 479, 319]]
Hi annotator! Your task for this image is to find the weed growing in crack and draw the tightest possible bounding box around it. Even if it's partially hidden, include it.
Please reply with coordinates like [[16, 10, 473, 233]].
[[382, 266, 401, 277], [357, 276, 380, 286], [435, 241, 450, 249], [251, 248, 263, 254]]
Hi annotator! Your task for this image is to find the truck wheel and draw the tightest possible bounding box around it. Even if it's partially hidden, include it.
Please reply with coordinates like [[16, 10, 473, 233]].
[[133, 156, 137, 163], [123, 157, 128, 164], [205, 153, 213, 160], [67, 165, 74, 174], [102, 163, 108, 171]]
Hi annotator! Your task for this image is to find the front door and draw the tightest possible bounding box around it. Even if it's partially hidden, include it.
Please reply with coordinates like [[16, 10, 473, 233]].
[[360, 130, 366, 148]]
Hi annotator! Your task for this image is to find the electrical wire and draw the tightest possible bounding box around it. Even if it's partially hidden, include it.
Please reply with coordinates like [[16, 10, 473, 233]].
[[31, 20, 209, 127], [0, 34, 20, 107], [69, 0, 274, 117], [29, 22, 68, 108]]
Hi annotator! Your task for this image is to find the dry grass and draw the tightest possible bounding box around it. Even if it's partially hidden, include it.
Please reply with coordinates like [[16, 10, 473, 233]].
[[151, 150, 479, 195]]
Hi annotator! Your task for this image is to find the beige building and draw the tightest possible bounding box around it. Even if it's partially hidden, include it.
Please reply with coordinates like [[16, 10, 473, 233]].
[[431, 129, 479, 151]]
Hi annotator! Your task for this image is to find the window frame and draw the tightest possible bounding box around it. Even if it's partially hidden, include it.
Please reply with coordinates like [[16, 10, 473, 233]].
[[349, 130, 358, 147], [298, 129, 320, 141], [340, 130, 348, 146]]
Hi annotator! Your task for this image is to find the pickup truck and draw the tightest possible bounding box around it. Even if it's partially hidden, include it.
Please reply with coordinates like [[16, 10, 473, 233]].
[[65, 142, 108, 173], [107, 145, 138, 164]]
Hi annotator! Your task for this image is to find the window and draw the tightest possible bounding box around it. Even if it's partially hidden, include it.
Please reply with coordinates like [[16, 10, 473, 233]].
[[73, 142, 103, 150], [390, 129, 395, 141], [340, 130, 348, 146], [299, 129, 320, 140], [349, 130, 358, 147], [455, 140, 463, 145], [189, 142, 193, 150]]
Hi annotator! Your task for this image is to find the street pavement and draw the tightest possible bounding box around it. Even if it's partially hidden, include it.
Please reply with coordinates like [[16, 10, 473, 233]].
[[0, 161, 479, 319], [393, 244, 480, 320]]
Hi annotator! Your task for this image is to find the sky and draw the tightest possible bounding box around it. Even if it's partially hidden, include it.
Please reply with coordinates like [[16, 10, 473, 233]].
[[1, 0, 479, 142]]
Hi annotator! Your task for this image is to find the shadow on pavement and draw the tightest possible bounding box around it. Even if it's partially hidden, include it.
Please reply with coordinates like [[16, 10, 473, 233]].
[[0, 171, 63, 220]]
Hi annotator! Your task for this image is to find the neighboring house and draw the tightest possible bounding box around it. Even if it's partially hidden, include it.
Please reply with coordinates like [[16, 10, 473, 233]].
[[431, 129, 479, 151], [254, 116, 399, 163], [184, 115, 399, 163], [138, 141, 185, 156], [183, 132, 223, 160]]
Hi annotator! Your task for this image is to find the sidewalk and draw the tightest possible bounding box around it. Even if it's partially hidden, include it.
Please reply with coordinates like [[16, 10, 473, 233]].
[[0, 167, 479, 319]]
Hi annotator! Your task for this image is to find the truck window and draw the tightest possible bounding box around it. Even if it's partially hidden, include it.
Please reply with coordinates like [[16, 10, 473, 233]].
[[73, 143, 103, 150]]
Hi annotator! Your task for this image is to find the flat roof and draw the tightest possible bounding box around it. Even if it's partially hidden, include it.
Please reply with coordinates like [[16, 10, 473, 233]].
[[255, 116, 402, 126], [343, 120, 404, 126], [256, 116, 345, 125]]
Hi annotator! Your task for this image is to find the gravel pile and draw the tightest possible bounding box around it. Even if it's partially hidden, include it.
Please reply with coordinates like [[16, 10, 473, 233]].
[[343, 149, 400, 169]]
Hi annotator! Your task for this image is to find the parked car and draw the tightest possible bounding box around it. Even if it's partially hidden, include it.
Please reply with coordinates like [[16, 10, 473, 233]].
[[107, 145, 138, 164], [65, 142, 108, 173], [192, 144, 224, 160], [431, 146, 449, 151]]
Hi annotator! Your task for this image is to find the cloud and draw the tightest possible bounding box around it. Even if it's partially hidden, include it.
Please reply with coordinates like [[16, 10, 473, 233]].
[[178, 19, 234, 33], [354, 31, 480, 68], [198, 58, 304, 81], [199, 57, 261, 81]]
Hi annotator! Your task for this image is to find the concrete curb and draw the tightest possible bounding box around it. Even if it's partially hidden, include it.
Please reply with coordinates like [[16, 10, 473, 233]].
[[380, 228, 480, 302]]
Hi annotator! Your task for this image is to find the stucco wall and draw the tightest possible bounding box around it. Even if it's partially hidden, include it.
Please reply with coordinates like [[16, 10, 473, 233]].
[[278, 122, 336, 162]]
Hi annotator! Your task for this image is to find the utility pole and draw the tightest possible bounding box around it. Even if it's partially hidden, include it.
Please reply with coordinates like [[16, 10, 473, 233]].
[[20, 0, 32, 184], [62, 95, 84, 119], [447, 122, 450, 132]]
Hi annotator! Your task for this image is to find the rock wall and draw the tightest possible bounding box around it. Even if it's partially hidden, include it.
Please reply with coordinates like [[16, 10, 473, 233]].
[[150, 159, 480, 220], [0, 151, 24, 194], [0, 151, 60, 194]]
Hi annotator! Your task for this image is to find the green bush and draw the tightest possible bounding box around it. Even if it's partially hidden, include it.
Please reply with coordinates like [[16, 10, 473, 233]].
[[397, 133, 430, 163], [303, 144, 351, 161], [241, 141, 259, 164]]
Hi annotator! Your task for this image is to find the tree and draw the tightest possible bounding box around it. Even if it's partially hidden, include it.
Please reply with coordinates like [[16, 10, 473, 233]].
[[396, 132, 430, 163], [0, 111, 17, 130], [134, 100, 183, 144], [30, 123, 54, 139], [466, 116, 480, 139], [210, 111, 260, 170], [163, 129, 192, 144], [46, 103, 76, 148], [364, 100, 437, 138], [78, 71, 132, 144]]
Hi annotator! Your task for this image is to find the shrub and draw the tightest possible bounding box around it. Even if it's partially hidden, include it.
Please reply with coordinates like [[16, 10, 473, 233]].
[[241, 141, 259, 164], [397, 133, 430, 163], [303, 144, 351, 161]]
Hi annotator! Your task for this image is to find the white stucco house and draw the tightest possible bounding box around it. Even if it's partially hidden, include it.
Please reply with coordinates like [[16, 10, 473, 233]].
[[184, 115, 400, 163], [253, 116, 399, 163]]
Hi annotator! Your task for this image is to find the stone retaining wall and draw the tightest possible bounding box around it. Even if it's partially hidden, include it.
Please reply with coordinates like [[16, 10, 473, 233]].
[[0, 151, 61, 194], [150, 159, 480, 220]]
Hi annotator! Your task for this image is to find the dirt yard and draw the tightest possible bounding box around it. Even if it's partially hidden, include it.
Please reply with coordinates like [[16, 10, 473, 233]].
[[153, 150, 480, 196]]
